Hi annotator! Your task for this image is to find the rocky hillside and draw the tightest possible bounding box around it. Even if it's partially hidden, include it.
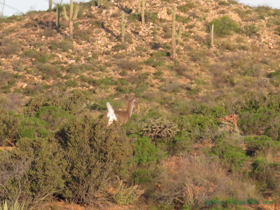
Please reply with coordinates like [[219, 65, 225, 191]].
[[0, 0, 279, 108]]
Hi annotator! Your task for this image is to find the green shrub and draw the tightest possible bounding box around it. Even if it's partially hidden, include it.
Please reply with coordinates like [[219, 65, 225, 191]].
[[24, 90, 91, 116], [180, 115, 219, 143], [131, 136, 165, 184], [276, 26, 280, 35], [18, 117, 49, 138], [251, 159, 280, 192], [35, 106, 74, 131], [212, 135, 248, 172], [239, 108, 280, 140], [176, 15, 190, 24], [271, 69, 280, 86], [144, 57, 165, 68], [218, 1, 230, 6], [0, 108, 19, 145], [145, 12, 158, 23], [56, 40, 73, 52], [254, 6, 273, 16], [133, 136, 165, 166], [0, 137, 66, 208], [243, 24, 260, 38], [65, 80, 79, 87], [128, 13, 141, 22], [59, 117, 131, 204], [36, 64, 59, 77], [208, 16, 239, 36], [177, 2, 197, 13]]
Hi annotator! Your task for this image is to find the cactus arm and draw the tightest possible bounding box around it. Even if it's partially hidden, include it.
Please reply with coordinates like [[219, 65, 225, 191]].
[[49, 0, 52, 11], [72, 5, 79, 21], [70, 0, 73, 20], [176, 26, 181, 43], [63, 6, 69, 20]]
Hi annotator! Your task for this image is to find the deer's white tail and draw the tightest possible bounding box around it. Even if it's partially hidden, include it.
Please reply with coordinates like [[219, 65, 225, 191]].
[[106, 102, 117, 125]]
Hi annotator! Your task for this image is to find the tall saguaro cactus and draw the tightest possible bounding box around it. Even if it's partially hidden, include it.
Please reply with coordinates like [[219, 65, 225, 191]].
[[171, 6, 176, 59], [141, 0, 146, 26], [121, 11, 125, 43], [63, 0, 79, 39], [49, 0, 52, 11], [97, 0, 103, 7], [56, 4, 61, 28], [211, 24, 214, 48]]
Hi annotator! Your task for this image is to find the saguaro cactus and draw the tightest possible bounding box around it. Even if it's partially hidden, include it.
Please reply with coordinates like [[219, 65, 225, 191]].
[[141, 0, 146, 26], [121, 11, 125, 43], [49, 0, 52, 11], [63, 0, 79, 39], [171, 6, 176, 59], [211, 24, 214, 48], [97, 0, 103, 6], [176, 26, 182, 44], [56, 4, 61, 28]]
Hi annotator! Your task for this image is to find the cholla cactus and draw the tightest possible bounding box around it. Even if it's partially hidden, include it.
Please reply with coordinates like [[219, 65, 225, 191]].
[[62, 0, 79, 39], [141, 118, 179, 142]]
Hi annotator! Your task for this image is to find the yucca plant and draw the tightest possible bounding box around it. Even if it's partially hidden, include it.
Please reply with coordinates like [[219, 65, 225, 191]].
[[0, 200, 25, 210]]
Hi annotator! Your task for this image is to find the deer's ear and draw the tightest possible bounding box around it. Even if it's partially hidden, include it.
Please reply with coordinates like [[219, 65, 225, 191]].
[[124, 95, 129, 100]]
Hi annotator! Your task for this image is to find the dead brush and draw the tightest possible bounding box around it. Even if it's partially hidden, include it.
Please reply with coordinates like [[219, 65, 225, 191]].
[[140, 118, 179, 142], [155, 154, 259, 208], [112, 178, 144, 205]]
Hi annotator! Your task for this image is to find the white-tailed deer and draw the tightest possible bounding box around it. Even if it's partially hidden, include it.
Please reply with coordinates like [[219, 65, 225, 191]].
[[106, 95, 137, 126]]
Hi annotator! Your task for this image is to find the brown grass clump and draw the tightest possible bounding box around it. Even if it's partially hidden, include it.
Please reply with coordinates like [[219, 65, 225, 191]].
[[155, 154, 259, 208]]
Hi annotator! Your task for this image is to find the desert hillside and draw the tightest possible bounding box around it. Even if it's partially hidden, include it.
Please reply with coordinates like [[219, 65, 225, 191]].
[[0, 0, 280, 209]]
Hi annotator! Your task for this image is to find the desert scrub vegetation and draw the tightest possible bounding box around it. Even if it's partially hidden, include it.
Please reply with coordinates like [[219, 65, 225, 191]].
[[155, 154, 259, 209], [1, 0, 280, 208], [207, 16, 239, 36], [1, 89, 280, 208]]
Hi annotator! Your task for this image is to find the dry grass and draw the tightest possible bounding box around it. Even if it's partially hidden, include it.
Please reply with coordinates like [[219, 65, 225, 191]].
[[155, 154, 259, 207]]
